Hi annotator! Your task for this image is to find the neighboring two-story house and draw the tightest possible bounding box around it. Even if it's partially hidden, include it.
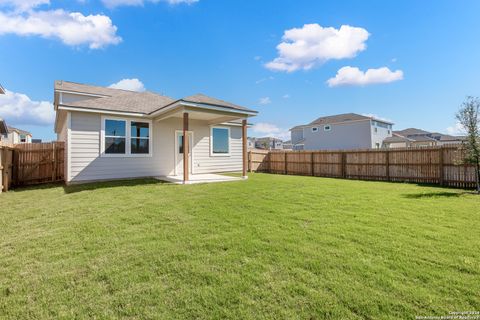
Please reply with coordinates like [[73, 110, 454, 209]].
[[383, 128, 465, 148], [247, 137, 256, 150], [255, 137, 284, 150], [5, 126, 32, 144], [290, 113, 393, 150]]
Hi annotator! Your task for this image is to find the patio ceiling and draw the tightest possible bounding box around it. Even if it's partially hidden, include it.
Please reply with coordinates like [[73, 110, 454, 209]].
[[153, 103, 249, 125]]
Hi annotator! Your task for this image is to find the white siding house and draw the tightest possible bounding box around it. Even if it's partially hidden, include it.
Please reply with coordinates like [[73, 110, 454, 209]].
[[54, 81, 257, 184], [290, 113, 393, 151], [5, 126, 32, 144]]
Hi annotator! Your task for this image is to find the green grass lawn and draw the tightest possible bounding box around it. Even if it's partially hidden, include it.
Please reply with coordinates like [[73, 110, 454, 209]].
[[1, 173, 479, 319]]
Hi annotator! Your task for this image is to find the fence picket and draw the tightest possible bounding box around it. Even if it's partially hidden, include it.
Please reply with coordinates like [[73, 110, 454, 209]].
[[248, 145, 476, 189]]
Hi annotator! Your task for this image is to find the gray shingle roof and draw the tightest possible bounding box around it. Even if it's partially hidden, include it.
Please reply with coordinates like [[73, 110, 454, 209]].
[[409, 135, 437, 142], [8, 126, 31, 135], [181, 94, 255, 113], [56, 80, 256, 115], [309, 113, 372, 125], [64, 91, 175, 114], [394, 128, 431, 136], [430, 132, 466, 141], [55, 80, 130, 97], [383, 135, 412, 143], [290, 113, 392, 131]]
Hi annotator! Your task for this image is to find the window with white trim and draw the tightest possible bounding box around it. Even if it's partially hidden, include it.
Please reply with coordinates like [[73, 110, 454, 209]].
[[130, 121, 150, 154], [103, 118, 151, 156], [211, 127, 230, 155], [311, 127, 318, 132], [324, 125, 331, 131], [105, 119, 126, 154]]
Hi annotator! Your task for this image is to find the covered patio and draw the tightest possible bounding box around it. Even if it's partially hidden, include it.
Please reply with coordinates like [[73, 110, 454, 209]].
[[151, 95, 255, 184]]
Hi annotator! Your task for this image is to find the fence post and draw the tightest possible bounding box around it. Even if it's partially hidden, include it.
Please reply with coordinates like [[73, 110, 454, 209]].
[[311, 152, 314, 176], [0, 147, 3, 194], [52, 142, 57, 182], [439, 146, 444, 186], [3, 149, 9, 192], [341, 152, 347, 178], [385, 150, 390, 181], [284, 152, 288, 175], [267, 152, 271, 173], [247, 151, 251, 172]]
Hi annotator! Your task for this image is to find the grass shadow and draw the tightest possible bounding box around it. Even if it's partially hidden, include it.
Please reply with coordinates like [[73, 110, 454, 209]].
[[63, 178, 168, 194], [403, 191, 464, 199], [8, 182, 65, 193]]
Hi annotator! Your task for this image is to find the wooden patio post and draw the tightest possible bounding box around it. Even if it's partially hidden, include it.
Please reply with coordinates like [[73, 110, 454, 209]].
[[183, 112, 189, 183], [242, 119, 248, 178]]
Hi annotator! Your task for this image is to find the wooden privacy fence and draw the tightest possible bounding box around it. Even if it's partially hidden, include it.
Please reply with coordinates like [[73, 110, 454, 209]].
[[249, 145, 477, 189], [0, 143, 14, 192], [0, 141, 64, 192]]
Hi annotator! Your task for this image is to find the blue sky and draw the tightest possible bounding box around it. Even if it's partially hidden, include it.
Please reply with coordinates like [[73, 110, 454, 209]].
[[0, 0, 479, 141]]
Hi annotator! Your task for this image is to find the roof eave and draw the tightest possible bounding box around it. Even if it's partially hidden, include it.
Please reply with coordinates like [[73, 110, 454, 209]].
[[149, 100, 258, 117], [57, 104, 149, 117]]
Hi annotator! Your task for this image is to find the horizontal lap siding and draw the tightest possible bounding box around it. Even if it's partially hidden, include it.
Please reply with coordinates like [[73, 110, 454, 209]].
[[192, 125, 242, 174], [70, 112, 164, 182], [68, 112, 243, 182]]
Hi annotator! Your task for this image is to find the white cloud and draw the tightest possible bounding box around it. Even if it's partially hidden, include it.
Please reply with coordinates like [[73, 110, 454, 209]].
[[0, 89, 55, 126], [251, 122, 290, 140], [391, 58, 397, 63], [109, 78, 145, 92], [282, 94, 290, 99], [265, 24, 369, 72], [258, 97, 271, 105], [0, 9, 121, 49], [0, 0, 49, 11], [327, 66, 403, 87], [446, 121, 465, 135], [102, 0, 198, 8], [254, 56, 261, 61], [255, 76, 274, 84]]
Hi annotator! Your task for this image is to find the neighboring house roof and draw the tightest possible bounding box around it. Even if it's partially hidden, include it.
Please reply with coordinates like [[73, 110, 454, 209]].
[[430, 132, 466, 141], [290, 112, 393, 130], [56, 80, 257, 115], [394, 128, 430, 136], [383, 134, 412, 143], [0, 118, 8, 135], [409, 135, 438, 142], [256, 136, 283, 142], [7, 126, 32, 136], [310, 113, 371, 126], [384, 128, 465, 145], [0, 83, 5, 94]]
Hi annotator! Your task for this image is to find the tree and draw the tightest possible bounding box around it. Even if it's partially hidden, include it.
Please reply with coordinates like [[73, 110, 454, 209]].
[[456, 96, 480, 193]]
